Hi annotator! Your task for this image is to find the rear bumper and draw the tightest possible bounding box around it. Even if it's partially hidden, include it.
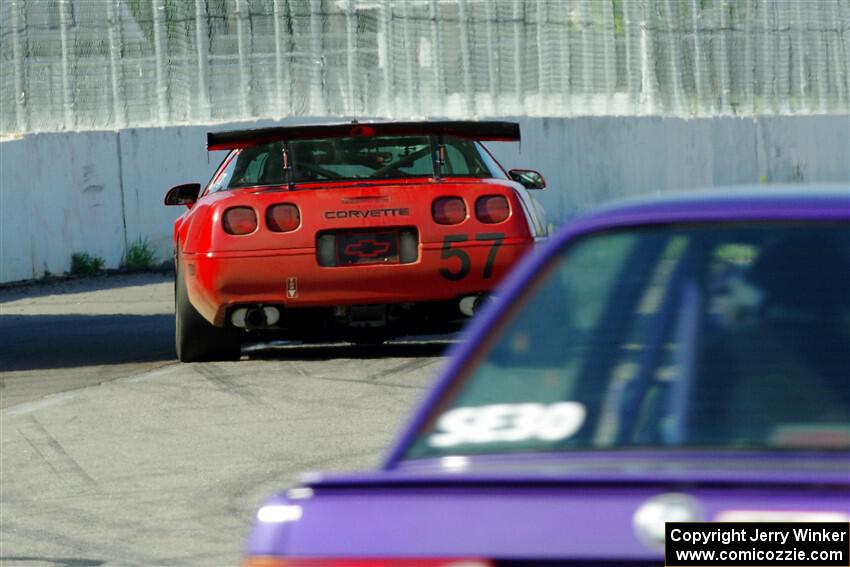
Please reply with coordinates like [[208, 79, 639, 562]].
[[182, 238, 532, 325]]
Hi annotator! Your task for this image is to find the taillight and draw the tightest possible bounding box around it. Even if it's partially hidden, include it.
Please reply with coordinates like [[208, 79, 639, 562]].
[[223, 207, 258, 235], [475, 195, 510, 223], [267, 204, 301, 232], [243, 558, 492, 567], [432, 197, 467, 225]]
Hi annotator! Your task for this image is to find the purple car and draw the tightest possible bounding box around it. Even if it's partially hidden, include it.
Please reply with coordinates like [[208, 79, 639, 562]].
[[244, 186, 850, 567]]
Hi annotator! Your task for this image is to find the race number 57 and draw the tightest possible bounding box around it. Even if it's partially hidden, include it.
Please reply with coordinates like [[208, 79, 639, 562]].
[[439, 233, 505, 281]]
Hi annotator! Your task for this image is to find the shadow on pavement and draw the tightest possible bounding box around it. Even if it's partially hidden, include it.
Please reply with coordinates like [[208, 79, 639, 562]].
[[0, 558, 104, 567], [0, 272, 171, 304], [0, 311, 455, 372], [0, 313, 174, 371], [243, 337, 457, 361]]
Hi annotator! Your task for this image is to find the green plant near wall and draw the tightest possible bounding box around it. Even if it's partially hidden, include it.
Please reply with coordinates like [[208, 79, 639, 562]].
[[123, 237, 158, 271], [71, 252, 105, 275], [611, 0, 624, 34]]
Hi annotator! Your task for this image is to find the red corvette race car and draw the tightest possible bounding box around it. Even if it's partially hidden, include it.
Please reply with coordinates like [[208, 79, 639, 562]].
[[165, 121, 547, 362]]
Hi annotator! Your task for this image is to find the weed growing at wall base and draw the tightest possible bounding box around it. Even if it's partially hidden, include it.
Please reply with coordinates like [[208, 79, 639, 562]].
[[123, 237, 157, 271], [71, 252, 105, 275]]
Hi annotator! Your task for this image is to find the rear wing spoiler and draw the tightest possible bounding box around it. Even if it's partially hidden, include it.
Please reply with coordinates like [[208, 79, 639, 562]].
[[206, 120, 520, 151]]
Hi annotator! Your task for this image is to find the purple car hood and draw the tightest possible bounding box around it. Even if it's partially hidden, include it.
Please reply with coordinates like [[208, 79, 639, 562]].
[[247, 451, 850, 560], [321, 450, 850, 486]]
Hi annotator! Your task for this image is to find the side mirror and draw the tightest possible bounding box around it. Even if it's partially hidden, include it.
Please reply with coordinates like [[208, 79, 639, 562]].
[[165, 183, 201, 206], [509, 169, 546, 190]]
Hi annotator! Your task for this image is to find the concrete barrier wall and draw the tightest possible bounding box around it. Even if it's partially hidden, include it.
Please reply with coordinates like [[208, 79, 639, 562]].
[[1, 132, 126, 282], [2, 116, 848, 283], [487, 116, 850, 220]]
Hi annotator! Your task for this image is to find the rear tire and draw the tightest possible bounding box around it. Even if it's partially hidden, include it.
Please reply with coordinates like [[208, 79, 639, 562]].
[[175, 264, 241, 362]]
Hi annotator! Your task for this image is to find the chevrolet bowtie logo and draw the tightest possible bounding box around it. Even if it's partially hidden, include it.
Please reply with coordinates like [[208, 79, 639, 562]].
[[344, 239, 392, 258]]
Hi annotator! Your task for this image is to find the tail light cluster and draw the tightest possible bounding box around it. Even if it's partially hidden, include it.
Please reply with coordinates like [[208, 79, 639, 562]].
[[475, 195, 510, 224], [223, 207, 258, 235], [432, 197, 467, 225], [223, 204, 301, 235], [267, 204, 301, 232], [243, 558, 492, 567], [432, 195, 510, 225]]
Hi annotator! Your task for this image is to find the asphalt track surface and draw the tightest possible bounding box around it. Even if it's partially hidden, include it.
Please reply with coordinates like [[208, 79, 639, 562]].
[[0, 273, 451, 566]]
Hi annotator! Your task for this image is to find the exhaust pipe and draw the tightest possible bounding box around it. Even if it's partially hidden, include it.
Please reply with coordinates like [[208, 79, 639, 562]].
[[472, 294, 491, 314], [459, 294, 489, 317], [230, 305, 281, 329], [245, 307, 267, 329], [459, 294, 493, 317]]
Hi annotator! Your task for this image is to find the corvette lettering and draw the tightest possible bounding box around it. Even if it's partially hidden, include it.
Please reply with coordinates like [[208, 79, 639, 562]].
[[324, 208, 410, 219]]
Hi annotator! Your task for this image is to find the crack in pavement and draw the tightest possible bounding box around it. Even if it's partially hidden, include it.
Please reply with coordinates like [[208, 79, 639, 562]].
[[16, 416, 98, 489], [191, 363, 263, 405]]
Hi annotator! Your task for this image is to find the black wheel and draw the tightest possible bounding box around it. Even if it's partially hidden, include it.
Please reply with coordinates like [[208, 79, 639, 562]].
[[175, 263, 241, 362]]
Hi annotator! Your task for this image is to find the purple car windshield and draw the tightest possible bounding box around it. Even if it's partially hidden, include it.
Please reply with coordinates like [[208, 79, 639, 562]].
[[406, 222, 850, 459]]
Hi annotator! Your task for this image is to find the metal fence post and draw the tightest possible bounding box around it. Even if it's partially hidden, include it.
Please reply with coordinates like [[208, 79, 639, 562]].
[[345, 0, 357, 114], [152, 0, 169, 124], [775, 0, 792, 113], [458, 0, 474, 116], [760, 0, 773, 113], [379, 0, 393, 115], [717, 0, 731, 114], [601, 0, 616, 106], [107, 0, 127, 128], [309, 0, 327, 115], [558, 0, 572, 110], [195, 0, 211, 121], [485, 0, 498, 113], [690, 0, 705, 114], [512, 0, 523, 110], [400, 0, 418, 116], [235, 0, 251, 117], [639, 0, 659, 115], [580, 0, 593, 113], [663, 0, 683, 114], [273, 0, 291, 117], [59, 0, 76, 129], [429, 0, 444, 115], [10, 0, 28, 132], [832, 0, 849, 112], [536, 0, 548, 113], [743, 0, 755, 114], [794, 0, 808, 107], [623, 0, 641, 114], [813, 2, 829, 113]]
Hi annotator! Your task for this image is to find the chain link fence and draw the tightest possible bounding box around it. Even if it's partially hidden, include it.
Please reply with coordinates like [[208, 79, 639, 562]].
[[2, 0, 848, 134]]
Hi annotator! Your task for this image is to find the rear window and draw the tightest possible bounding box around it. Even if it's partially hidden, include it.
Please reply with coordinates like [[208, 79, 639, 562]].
[[406, 223, 850, 459], [221, 135, 497, 189]]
